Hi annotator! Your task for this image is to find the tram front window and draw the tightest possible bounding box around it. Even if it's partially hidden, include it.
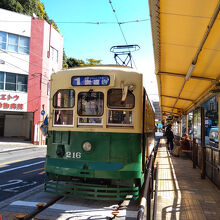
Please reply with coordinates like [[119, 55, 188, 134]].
[[107, 89, 135, 109], [107, 89, 134, 126], [78, 92, 104, 116], [77, 92, 104, 125], [53, 89, 75, 108]]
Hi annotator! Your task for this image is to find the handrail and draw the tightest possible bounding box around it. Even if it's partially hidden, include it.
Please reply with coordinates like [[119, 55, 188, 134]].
[[152, 162, 159, 220], [137, 141, 159, 220]]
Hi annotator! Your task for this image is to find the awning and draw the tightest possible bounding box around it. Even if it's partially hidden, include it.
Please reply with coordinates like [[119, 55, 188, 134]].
[[149, 0, 220, 118]]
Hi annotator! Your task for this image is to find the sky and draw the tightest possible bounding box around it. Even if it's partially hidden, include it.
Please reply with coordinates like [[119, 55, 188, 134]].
[[40, 0, 159, 102]]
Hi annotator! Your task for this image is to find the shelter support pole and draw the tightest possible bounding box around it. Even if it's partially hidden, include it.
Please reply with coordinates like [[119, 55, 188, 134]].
[[193, 139, 197, 169], [217, 93, 220, 151], [217, 93, 220, 184], [178, 120, 181, 137], [185, 115, 188, 136], [192, 111, 197, 169], [201, 108, 206, 179]]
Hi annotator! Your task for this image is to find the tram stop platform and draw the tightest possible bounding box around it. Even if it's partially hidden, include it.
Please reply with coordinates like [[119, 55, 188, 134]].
[[155, 138, 220, 220]]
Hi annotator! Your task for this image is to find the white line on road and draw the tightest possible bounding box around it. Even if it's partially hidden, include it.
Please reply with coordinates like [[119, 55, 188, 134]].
[[4, 181, 37, 192], [0, 161, 44, 174], [0, 180, 24, 188]]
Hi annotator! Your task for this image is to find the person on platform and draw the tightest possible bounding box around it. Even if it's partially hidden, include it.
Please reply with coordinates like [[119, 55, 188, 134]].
[[165, 125, 174, 151], [171, 133, 190, 157], [180, 133, 190, 150]]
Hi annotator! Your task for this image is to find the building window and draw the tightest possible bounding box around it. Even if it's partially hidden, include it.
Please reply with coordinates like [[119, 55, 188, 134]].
[[19, 36, 30, 54], [8, 34, 18, 52], [6, 73, 16, 91], [0, 31, 30, 54], [0, 72, 28, 92], [17, 74, 28, 92], [0, 72, 4, 89], [0, 32, 6, 50], [50, 46, 58, 63]]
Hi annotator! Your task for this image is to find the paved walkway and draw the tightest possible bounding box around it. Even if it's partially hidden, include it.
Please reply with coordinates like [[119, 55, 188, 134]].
[[0, 138, 46, 152], [155, 138, 220, 220]]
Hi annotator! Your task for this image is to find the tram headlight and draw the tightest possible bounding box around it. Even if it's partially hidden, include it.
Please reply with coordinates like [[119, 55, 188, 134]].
[[82, 142, 92, 152]]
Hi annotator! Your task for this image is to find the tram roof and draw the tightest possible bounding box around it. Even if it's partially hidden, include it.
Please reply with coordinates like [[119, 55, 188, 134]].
[[149, 0, 220, 119], [53, 65, 141, 76]]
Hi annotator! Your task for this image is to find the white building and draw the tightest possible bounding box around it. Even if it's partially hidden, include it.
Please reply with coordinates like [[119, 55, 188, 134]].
[[0, 8, 63, 144]]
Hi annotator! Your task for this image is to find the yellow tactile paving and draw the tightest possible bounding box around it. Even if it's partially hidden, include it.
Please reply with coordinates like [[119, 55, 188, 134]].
[[155, 138, 220, 220]]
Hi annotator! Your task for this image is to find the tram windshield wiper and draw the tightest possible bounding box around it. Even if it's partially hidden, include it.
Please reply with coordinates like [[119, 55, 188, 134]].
[[122, 85, 128, 102]]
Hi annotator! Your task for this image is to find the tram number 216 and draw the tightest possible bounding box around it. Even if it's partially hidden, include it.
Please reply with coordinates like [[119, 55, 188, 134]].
[[66, 152, 81, 159]]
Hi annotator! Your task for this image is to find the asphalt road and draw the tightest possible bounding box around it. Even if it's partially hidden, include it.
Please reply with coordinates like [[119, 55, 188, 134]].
[[0, 147, 46, 202]]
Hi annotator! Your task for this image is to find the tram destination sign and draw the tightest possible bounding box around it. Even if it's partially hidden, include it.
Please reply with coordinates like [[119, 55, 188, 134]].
[[71, 75, 110, 86]]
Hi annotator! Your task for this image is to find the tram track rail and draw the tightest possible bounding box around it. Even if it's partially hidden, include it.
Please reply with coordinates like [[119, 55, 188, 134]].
[[14, 195, 135, 220], [15, 196, 63, 220]]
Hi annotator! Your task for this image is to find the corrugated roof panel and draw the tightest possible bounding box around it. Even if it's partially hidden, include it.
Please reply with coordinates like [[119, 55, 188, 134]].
[[175, 99, 193, 109], [160, 0, 217, 17], [181, 79, 212, 99], [149, 0, 220, 118], [160, 43, 197, 74], [192, 50, 220, 78], [161, 96, 176, 107], [161, 75, 185, 96], [160, 14, 209, 47]]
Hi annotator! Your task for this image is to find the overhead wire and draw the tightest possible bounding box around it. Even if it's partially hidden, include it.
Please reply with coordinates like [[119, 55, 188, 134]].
[[0, 18, 147, 71], [1, 60, 49, 86], [0, 3, 150, 70], [0, 36, 56, 75], [0, 48, 50, 75], [0, 19, 149, 24], [108, 0, 137, 69], [0, 1, 150, 72], [109, 0, 129, 45]]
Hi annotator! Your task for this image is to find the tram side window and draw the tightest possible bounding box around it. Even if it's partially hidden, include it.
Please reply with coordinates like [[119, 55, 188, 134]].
[[53, 89, 75, 108], [77, 92, 104, 116], [54, 110, 73, 126], [107, 89, 134, 126]]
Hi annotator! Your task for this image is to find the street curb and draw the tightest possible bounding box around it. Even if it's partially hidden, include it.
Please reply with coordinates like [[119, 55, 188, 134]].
[[0, 146, 46, 153]]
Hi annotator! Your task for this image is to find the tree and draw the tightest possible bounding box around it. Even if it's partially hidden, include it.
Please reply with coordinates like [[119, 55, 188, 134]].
[[62, 50, 68, 69], [66, 58, 85, 68], [86, 58, 101, 65], [0, 0, 23, 13], [66, 57, 102, 68]]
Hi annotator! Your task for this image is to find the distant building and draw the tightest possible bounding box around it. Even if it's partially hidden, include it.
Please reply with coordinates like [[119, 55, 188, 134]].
[[0, 8, 63, 144], [153, 101, 162, 121]]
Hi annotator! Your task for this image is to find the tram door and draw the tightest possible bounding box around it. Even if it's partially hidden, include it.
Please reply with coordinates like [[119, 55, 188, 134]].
[[0, 117, 5, 136]]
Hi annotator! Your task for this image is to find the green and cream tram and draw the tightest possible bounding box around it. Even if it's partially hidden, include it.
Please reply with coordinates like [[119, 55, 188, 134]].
[[45, 65, 155, 200]]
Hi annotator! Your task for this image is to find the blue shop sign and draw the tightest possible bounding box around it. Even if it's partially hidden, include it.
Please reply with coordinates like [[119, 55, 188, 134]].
[[41, 110, 45, 115]]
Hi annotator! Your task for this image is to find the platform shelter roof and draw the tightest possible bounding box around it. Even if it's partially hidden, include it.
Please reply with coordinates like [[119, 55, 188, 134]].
[[149, 0, 220, 119]]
